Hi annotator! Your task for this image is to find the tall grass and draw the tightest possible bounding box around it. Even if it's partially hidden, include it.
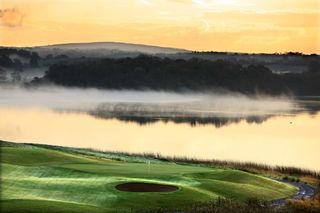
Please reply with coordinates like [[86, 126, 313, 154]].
[[147, 188, 320, 213], [146, 195, 320, 213], [161, 156, 320, 179], [287, 191, 320, 213]]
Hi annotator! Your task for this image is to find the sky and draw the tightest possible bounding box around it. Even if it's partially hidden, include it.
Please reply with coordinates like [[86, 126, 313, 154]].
[[0, 0, 319, 53]]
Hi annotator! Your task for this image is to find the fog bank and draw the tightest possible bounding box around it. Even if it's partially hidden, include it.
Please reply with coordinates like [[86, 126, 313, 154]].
[[0, 85, 300, 117]]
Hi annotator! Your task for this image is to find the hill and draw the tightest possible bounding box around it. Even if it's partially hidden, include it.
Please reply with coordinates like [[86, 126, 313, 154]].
[[28, 42, 188, 58], [0, 140, 297, 212]]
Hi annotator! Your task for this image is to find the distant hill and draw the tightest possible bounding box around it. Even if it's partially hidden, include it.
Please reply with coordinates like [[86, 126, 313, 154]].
[[32, 42, 189, 55]]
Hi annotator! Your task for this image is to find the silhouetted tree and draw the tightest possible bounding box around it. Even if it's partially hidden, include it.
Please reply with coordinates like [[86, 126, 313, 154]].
[[29, 52, 39, 67], [13, 58, 23, 71], [45, 54, 53, 60], [36, 55, 320, 95], [10, 71, 21, 82], [0, 55, 13, 67], [308, 61, 320, 73], [0, 68, 8, 82]]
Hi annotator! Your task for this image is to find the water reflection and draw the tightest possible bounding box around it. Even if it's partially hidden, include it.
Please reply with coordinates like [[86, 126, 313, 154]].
[[89, 98, 320, 127], [0, 107, 319, 171], [91, 113, 272, 127], [1, 87, 319, 170]]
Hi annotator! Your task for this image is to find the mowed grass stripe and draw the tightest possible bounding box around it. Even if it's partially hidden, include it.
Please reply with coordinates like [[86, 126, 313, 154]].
[[0, 141, 298, 212]]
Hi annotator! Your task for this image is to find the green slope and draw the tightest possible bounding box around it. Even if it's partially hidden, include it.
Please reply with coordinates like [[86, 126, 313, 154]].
[[0, 141, 298, 212]]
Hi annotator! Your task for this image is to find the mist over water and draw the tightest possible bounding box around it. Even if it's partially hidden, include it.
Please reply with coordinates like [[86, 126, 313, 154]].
[[0, 85, 301, 118], [0, 85, 319, 170]]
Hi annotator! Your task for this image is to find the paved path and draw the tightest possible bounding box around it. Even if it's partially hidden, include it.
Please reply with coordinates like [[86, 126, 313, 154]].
[[271, 180, 316, 206]]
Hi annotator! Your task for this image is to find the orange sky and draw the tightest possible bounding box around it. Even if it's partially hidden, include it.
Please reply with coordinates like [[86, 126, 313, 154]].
[[0, 0, 319, 53]]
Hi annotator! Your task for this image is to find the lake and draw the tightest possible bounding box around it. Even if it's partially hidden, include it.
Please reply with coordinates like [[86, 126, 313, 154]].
[[1, 101, 320, 171]]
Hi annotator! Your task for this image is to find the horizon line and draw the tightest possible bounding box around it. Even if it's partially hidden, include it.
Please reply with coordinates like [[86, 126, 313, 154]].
[[1, 40, 319, 55]]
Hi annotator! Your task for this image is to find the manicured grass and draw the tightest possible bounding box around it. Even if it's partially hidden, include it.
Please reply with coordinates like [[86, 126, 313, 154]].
[[0, 141, 298, 212]]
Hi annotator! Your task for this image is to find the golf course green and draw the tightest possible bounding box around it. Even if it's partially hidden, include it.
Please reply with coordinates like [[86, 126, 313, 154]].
[[0, 141, 298, 212]]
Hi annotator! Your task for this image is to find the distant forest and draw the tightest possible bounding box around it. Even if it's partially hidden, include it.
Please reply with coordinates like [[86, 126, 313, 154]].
[[35, 55, 320, 95]]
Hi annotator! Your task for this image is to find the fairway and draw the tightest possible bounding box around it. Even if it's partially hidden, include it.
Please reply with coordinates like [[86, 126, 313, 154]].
[[0, 141, 298, 212]]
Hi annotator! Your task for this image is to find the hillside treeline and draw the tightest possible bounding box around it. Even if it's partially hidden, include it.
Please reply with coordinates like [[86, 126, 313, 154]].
[[38, 55, 320, 95]]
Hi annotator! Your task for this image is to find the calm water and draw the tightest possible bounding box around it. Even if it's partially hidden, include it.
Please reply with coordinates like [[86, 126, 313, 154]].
[[1, 105, 319, 171]]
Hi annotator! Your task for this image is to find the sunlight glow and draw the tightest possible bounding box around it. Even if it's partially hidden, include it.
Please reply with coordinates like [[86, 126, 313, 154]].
[[0, 0, 319, 53], [216, 0, 235, 5], [138, 0, 152, 5], [192, 0, 209, 8]]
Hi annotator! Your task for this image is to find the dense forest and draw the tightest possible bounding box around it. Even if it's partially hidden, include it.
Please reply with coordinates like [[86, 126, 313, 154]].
[[35, 55, 320, 95], [0, 48, 40, 70]]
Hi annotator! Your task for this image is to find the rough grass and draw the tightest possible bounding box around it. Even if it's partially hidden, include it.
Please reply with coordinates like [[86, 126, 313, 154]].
[[0, 141, 298, 212], [287, 192, 320, 213], [0, 199, 108, 213], [20, 141, 320, 179]]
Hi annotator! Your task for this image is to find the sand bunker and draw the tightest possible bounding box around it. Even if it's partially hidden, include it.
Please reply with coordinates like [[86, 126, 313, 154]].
[[115, 182, 178, 192]]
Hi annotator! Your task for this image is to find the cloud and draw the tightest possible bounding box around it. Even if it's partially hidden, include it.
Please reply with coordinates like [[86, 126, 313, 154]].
[[0, 8, 24, 27], [138, 0, 152, 5]]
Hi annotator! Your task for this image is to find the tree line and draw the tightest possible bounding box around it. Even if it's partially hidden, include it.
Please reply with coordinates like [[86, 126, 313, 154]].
[[37, 55, 320, 95], [0, 48, 40, 70]]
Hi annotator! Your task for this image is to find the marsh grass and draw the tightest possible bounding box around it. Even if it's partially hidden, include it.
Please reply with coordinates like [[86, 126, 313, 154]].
[[146, 199, 275, 213], [145, 189, 320, 213], [287, 191, 320, 213]]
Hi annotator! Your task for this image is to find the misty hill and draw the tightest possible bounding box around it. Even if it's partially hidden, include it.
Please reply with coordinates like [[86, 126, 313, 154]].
[[2, 45, 318, 75], [42, 42, 187, 53], [1, 46, 318, 85], [29, 42, 188, 58], [33, 55, 320, 95], [30, 43, 318, 74]]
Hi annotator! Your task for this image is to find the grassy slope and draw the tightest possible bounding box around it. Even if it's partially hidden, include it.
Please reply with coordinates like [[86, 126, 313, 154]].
[[0, 141, 298, 212]]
